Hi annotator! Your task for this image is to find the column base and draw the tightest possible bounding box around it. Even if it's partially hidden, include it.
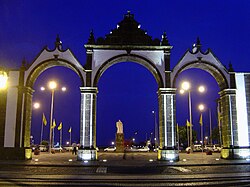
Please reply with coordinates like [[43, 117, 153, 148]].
[[0, 147, 32, 160], [77, 148, 97, 161], [221, 146, 250, 159], [157, 149, 179, 161]]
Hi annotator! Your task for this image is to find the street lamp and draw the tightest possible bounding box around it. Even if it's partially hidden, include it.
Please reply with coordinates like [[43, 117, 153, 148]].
[[0, 70, 8, 89], [41, 81, 66, 153], [180, 81, 206, 151]]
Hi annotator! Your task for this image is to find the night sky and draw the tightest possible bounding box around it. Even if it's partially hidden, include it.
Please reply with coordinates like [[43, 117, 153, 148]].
[[1, 1, 250, 146]]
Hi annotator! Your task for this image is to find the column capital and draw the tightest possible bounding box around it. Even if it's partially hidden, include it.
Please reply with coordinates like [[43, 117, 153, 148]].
[[23, 86, 34, 96], [219, 89, 236, 97], [80, 87, 98, 94], [158, 88, 176, 95]]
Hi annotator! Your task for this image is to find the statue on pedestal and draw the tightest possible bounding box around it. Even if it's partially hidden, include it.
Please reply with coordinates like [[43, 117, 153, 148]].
[[115, 120, 124, 152], [116, 120, 123, 134]]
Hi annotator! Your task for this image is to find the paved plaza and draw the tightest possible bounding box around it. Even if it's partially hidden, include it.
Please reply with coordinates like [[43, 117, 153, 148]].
[[0, 151, 250, 186], [0, 151, 247, 167]]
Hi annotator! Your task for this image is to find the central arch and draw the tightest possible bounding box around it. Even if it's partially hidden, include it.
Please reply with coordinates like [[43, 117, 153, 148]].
[[93, 54, 164, 88], [96, 61, 158, 148]]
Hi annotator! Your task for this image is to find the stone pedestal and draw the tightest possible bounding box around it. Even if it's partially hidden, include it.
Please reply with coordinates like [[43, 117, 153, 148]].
[[77, 149, 97, 161], [116, 133, 124, 152], [157, 149, 179, 161]]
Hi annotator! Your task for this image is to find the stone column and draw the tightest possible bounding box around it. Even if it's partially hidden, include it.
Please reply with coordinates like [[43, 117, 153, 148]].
[[157, 88, 179, 161], [0, 89, 7, 147], [22, 86, 34, 159], [77, 87, 98, 161], [219, 89, 238, 159]]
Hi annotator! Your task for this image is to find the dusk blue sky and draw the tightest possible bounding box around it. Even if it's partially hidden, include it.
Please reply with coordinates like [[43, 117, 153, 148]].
[[0, 1, 250, 146]]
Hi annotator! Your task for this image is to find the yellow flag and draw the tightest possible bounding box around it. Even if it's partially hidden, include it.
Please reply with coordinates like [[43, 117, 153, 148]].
[[68, 127, 71, 133], [199, 114, 203, 126], [57, 122, 62, 130], [42, 113, 47, 126], [186, 120, 191, 127], [176, 123, 179, 133], [51, 119, 56, 129]]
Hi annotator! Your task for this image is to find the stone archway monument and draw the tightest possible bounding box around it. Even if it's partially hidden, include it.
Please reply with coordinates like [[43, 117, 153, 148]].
[[0, 11, 249, 161], [77, 11, 178, 161]]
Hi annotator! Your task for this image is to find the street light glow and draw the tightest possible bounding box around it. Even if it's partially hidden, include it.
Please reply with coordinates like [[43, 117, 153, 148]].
[[33, 102, 40, 109], [179, 89, 185, 94], [198, 104, 205, 111], [48, 81, 57, 90], [181, 81, 190, 91], [198, 86, 205, 93], [61, 87, 66, 92], [0, 71, 8, 89], [40, 86, 45, 91]]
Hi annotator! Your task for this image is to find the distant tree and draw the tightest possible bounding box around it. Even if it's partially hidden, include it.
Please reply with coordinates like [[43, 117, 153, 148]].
[[41, 140, 49, 146], [178, 126, 197, 148], [212, 126, 220, 144]]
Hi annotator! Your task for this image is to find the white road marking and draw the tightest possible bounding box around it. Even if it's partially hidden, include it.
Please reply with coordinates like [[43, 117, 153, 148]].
[[96, 167, 107, 173], [169, 167, 191, 173]]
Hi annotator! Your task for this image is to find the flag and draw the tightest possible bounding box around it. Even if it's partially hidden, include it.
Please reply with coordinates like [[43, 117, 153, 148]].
[[176, 123, 179, 133], [57, 122, 62, 130], [51, 119, 56, 129], [186, 120, 191, 127], [42, 113, 47, 126], [68, 127, 71, 133], [199, 114, 203, 126]]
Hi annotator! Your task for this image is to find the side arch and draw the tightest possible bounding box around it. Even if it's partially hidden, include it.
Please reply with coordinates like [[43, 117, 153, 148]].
[[25, 58, 85, 88], [93, 54, 164, 88], [22, 58, 85, 149], [171, 60, 230, 90]]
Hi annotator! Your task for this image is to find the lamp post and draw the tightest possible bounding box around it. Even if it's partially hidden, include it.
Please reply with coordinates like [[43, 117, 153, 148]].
[[33, 102, 42, 144], [152, 111, 158, 148], [41, 81, 66, 153], [198, 103, 205, 152], [180, 81, 205, 151]]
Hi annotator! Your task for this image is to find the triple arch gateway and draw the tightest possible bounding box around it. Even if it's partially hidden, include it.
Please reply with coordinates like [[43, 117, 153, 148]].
[[0, 12, 250, 160]]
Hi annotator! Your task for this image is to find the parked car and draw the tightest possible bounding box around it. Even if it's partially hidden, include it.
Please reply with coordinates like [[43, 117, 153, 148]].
[[38, 145, 48, 152], [185, 144, 203, 152], [64, 146, 73, 152], [193, 144, 203, 152], [213, 144, 222, 152], [137, 146, 150, 152], [204, 145, 213, 152], [204, 145, 222, 152], [125, 146, 139, 152], [52, 146, 66, 152], [104, 146, 116, 152]]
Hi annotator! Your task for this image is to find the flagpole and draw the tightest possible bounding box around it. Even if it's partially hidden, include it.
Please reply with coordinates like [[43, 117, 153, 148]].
[[49, 89, 55, 153], [187, 121, 190, 147], [177, 124, 180, 151], [60, 126, 62, 148], [40, 114, 43, 145], [201, 114, 203, 152], [209, 108, 212, 145], [70, 128, 72, 146]]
